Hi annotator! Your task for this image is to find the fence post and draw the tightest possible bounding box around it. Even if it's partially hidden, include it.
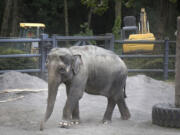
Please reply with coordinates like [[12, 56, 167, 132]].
[[109, 33, 114, 51], [40, 34, 48, 75], [52, 34, 57, 48], [105, 33, 110, 49], [163, 37, 169, 80], [175, 17, 180, 107]]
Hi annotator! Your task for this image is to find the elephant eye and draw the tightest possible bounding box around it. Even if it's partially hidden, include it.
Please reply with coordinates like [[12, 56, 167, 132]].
[[58, 67, 66, 74]]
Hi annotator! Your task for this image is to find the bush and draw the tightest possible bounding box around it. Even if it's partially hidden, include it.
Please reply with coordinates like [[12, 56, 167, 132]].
[[124, 57, 175, 80], [0, 48, 38, 70]]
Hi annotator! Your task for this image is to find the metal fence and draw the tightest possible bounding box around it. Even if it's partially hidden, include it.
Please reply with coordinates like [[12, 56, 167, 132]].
[[115, 39, 176, 80], [0, 33, 176, 80], [0, 38, 41, 73]]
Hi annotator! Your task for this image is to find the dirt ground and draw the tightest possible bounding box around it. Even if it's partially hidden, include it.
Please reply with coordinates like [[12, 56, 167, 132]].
[[0, 72, 179, 135]]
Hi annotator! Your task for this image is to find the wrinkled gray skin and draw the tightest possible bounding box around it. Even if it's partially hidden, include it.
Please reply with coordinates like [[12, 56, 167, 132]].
[[40, 45, 130, 130]]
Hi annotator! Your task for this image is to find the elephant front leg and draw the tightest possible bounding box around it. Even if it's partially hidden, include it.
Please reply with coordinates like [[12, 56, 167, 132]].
[[60, 96, 81, 128], [72, 102, 80, 124]]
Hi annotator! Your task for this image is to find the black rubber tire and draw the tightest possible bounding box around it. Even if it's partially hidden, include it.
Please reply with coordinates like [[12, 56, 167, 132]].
[[152, 103, 180, 128]]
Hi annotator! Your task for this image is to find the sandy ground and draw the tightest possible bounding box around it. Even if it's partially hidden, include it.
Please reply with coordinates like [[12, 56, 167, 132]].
[[0, 72, 180, 135]]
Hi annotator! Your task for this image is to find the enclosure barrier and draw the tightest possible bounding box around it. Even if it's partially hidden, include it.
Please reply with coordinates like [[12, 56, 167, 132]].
[[51, 33, 114, 51], [0, 33, 176, 80], [115, 39, 176, 80], [0, 38, 41, 73]]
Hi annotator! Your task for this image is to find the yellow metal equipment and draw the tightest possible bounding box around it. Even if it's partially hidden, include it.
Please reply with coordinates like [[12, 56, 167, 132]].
[[19, 23, 45, 38], [122, 8, 155, 53], [19, 23, 46, 54], [123, 33, 155, 53]]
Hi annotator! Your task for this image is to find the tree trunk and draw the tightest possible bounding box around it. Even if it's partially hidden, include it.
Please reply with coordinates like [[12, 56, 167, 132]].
[[156, 0, 169, 39], [64, 0, 69, 36], [112, 0, 122, 39], [1, 0, 13, 37], [115, 0, 122, 19], [87, 8, 93, 29], [11, 0, 19, 37]]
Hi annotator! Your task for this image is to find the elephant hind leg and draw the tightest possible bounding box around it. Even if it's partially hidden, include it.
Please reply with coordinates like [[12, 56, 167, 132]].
[[102, 98, 116, 123], [117, 99, 131, 120]]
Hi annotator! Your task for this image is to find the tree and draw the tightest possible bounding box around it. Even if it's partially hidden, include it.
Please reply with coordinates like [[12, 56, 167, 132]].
[[11, 0, 19, 37], [1, 0, 12, 37], [81, 0, 109, 28], [64, 0, 69, 36], [112, 0, 122, 39], [1, 0, 20, 37]]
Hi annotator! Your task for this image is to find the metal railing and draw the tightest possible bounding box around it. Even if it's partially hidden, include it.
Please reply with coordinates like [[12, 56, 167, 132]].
[[51, 33, 114, 51], [0, 38, 42, 73], [115, 39, 176, 80], [0, 33, 176, 80]]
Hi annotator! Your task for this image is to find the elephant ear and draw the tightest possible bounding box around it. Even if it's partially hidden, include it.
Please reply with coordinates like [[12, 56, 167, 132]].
[[72, 55, 82, 74]]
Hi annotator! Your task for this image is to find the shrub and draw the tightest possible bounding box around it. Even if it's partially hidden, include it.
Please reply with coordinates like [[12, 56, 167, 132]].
[[0, 48, 38, 70]]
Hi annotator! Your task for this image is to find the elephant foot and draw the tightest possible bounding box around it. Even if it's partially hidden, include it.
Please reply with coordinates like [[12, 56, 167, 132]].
[[102, 120, 112, 124], [59, 120, 80, 128], [121, 111, 131, 120], [59, 120, 71, 128], [71, 119, 80, 125]]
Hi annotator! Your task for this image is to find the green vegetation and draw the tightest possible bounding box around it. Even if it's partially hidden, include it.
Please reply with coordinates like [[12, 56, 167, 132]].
[[112, 16, 121, 39], [0, 48, 38, 70]]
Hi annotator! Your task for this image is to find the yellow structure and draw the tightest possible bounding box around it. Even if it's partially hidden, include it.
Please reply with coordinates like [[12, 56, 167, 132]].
[[19, 23, 46, 54], [19, 23, 45, 38], [123, 33, 155, 53], [122, 8, 155, 53], [20, 23, 45, 28]]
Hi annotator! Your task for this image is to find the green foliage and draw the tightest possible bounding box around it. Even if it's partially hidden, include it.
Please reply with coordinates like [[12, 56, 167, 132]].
[[124, 57, 175, 80], [79, 22, 94, 36], [124, 0, 135, 8], [112, 16, 121, 39], [81, 0, 109, 15], [0, 48, 38, 70], [169, 0, 177, 3], [75, 22, 96, 45]]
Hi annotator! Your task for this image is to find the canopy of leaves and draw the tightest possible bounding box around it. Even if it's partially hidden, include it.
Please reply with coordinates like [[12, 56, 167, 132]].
[[81, 0, 109, 15]]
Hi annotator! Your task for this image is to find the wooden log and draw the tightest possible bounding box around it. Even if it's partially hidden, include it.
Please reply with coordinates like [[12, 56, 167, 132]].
[[0, 88, 47, 94], [175, 16, 180, 107]]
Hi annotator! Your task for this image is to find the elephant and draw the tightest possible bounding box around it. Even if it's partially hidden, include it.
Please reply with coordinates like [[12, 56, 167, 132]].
[[40, 45, 130, 130]]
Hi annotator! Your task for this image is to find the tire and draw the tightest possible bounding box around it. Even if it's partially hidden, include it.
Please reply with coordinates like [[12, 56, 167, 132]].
[[152, 103, 180, 128]]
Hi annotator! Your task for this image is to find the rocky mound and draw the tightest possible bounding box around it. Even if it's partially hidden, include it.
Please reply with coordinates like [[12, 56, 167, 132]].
[[0, 71, 47, 90]]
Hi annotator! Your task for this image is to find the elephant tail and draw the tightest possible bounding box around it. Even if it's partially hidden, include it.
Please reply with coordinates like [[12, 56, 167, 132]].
[[124, 82, 127, 98], [123, 75, 127, 98]]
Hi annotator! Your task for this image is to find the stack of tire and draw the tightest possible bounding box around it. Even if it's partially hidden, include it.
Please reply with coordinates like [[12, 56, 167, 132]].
[[152, 103, 180, 128]]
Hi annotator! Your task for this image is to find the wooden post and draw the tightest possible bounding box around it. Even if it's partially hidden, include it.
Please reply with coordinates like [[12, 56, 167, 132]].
[[175, 17, 180, 107]]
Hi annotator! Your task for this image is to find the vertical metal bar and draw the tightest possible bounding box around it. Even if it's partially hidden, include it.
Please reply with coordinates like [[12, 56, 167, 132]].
[[175, 16, 180, 107], [105, 39, 109, 49], [39, 40, 42, 72], [105, 33, 110, 49], [163, 37, 169, 80], [40, 34, 48, 74], [109, 33, 114, 51], [52, 34, 57, 48]]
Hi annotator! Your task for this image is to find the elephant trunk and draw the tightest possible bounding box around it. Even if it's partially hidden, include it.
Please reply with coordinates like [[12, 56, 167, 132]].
[[40, 76, 60, 131]]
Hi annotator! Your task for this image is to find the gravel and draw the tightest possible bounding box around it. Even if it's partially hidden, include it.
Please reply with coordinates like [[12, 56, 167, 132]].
[[0, 71, 179, 135]]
